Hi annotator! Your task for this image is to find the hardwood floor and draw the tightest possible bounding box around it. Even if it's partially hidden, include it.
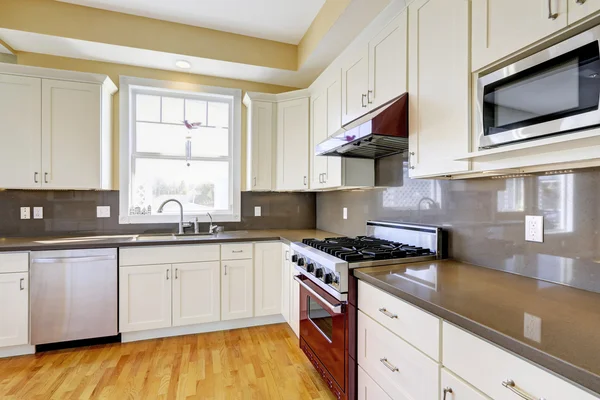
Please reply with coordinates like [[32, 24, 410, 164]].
[[0, 324, 335, 400]]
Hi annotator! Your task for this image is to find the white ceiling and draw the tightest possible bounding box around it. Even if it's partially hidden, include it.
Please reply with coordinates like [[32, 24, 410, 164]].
[[57, 0, 325, 44]]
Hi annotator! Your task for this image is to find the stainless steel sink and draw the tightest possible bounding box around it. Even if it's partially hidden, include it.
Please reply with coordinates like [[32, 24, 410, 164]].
[[35, 233, 215, 244]]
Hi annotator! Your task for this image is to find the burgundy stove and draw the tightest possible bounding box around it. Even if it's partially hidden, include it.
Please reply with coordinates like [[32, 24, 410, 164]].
[[290, 221, 445, 400]]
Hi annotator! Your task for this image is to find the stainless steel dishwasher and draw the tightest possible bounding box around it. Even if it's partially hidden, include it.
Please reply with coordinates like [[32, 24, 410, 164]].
[[30, 248, 118, 345]]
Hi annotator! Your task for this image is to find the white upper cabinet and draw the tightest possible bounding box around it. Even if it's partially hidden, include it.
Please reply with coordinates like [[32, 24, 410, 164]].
[[472, 0, 568, 71], [276, 97, 310, 191], [310, 90, 329, 190], [368, 10, 408, 109], [0, 74, 42, 189], [568, 0, 600, 23], [408, 0, 471, 178], [341, 47, 369, 125], [244, 94, 275, 191], [0, 64, 116, 190], [172, 261, 220, 326], [254, 242, 282, 317]]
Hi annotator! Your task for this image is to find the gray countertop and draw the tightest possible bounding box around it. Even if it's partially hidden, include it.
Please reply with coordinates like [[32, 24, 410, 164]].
[[0, 229, 340, 252], [354, 260, 600, 396]]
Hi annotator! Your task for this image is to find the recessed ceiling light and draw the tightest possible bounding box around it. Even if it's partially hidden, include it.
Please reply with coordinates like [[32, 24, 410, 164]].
[[175, 60, 191, 69]]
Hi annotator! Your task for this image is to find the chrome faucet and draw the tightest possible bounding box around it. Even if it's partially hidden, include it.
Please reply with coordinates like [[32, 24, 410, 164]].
[[157, 199, 185, 234], [207, 212, 218, 234]]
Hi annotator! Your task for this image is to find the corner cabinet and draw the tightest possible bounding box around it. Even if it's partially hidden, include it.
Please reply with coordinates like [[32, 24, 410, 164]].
[[276, 97, 310, 191], [244, 94, 275, 191], [408, 0, 471, 178], [0, 65, 116, 190]]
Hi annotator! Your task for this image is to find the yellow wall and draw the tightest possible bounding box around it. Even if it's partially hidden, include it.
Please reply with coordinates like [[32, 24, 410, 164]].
[[16, 52, 298, 190]]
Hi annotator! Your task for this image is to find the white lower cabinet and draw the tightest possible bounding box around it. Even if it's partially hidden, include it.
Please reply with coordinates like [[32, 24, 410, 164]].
[[119, 264, 172, 333], [172, 261, 220, 327], [281, 244, 291, 323], [441, 368, 490, 400], [358, 311, 440, 399], [221, 259, 253, 321], [358, 366, 392, 400], [254, 243, 282, 317], [0, 272, 29, 348], [290, 263, 300, 337]]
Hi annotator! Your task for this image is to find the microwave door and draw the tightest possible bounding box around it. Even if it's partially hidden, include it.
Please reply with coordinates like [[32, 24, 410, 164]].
[[477, 28, 600, 149]]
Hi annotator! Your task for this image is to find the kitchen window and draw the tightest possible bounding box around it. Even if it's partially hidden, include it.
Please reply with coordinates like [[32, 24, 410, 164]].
[[119, 77, 241, 224]]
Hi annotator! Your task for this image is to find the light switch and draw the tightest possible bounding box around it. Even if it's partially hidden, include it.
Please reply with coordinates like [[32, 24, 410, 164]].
[[33, 207, 43, 219], [343, 207, 348, 220], [97, 206, 111, 218], [254, 206, 262, 217]]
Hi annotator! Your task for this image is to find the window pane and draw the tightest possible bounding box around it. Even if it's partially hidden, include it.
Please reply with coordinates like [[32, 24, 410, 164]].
[[208, 101, 230, 128], [131, 158, 230, 215], [161, 97, 184, 124], [136, 94, 160, 122], [185, 99, 207, 126], [136, 123, 229, 157]]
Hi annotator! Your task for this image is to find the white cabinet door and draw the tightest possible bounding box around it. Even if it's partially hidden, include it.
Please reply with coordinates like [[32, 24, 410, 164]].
[[221, 259, 253, 321], [281, 244, 291, 323], [441, 369, 490, 400], [290, 264, 300, 337], [119, 264, 172, 332], [472, 0, 568, 71], [358, 366, 393, 400], [368, 9, 408, 109], [41, 79, 102, 189], [408, 0, 471, 178], [568, 0, 600, 23], [246, 100, 274, 191], [310, 90, 328, 189], [254, 243, 283, 317], [276, 98, 309, 191], [0, 74, 42, 189], [323, 72, 344, 188], [0, 273, 29, 348], [172, 261, 220, 327], [341, 47, 369, 125]]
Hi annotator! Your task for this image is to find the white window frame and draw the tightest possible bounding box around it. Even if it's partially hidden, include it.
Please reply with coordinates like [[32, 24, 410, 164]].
[[119, 76, 242, 224]]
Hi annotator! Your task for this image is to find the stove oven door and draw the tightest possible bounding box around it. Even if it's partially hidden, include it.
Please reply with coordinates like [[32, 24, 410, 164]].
[[295, 275, 348, 399]]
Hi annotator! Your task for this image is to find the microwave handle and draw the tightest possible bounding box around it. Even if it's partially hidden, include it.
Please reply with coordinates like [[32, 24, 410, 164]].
[[293, 276, 343, 314]]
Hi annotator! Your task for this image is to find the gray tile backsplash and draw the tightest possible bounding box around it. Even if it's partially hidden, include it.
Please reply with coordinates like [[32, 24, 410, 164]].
[[0, 191, 316, 237], [317, 153, 600, 294]]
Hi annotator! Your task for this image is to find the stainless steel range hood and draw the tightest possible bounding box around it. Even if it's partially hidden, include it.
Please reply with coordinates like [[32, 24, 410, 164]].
[[316, 93, 408, 159]]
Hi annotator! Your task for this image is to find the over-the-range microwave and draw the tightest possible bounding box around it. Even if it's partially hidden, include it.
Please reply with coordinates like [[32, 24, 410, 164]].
[[477, 25, 600, 149]]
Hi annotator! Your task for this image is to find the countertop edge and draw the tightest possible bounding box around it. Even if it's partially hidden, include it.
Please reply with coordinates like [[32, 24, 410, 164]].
[[353, 269, 600, 397]]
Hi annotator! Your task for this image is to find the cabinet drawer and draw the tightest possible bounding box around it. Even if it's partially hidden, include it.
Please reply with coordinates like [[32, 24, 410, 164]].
[[358, 311, 440, 400], [358, 365, 392, 400], [0, 253, 29, 274], [441, 368, 490, 400], [358, 280, 440, 360], [443, 322, 598, 400], [221, 243, 253, 260], [120, 245, 220, 266]]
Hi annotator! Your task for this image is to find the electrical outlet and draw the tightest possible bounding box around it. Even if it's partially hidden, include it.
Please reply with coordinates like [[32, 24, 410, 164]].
[[525, 215, 544, 243], [96, 206, 111, 218], [524, 312, 542, 343], [343, 207, 348, 220], [254, 206, 262, 217], [20, 207, 30, 220], [33, 207, 43, 219]]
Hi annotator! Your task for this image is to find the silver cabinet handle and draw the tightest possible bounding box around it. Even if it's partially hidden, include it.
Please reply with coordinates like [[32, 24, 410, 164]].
[[232, 250, 244, 253], [166, 269, 170, 280], [224, 265, 227, 275], [253, 177, 257, 187], [19, 278, 25, 291], [576, 0, 586, 3], [322, 173, 326, 183], [285, 250, 290, 261], [44, 172, 49, 184], [304, 176, 307, 186], [409, 151, 416, 170], [502, 379, 545, 400], [547, 0, 558, 19], [175, 268, 178, 279], [34, 172, 39, 183], [378, 307, 398, 319], [443, 387, 453, 400], [367, 90, 373, 104], [379, 358, 399, 372], [361, 94, 367, 107]]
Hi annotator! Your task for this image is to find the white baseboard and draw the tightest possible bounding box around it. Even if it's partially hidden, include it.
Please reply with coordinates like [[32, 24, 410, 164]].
[[0, 344, 35, 358], [121, 314, 286, 343]]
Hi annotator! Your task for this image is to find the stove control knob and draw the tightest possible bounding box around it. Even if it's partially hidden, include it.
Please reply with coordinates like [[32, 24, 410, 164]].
[[315, 268, 324, 278], [291, 254, 298, 263], [324, 273, 334, 284], [306, 263, 315, 273], [297, 258, 305, 267]]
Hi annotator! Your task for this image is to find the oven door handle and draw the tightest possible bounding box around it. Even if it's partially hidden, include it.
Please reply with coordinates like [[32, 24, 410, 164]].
[[294, 276, 343, 314]]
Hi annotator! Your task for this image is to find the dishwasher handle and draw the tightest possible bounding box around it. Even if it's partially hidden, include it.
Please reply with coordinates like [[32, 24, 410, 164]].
[[32, 255, 117, 264]]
